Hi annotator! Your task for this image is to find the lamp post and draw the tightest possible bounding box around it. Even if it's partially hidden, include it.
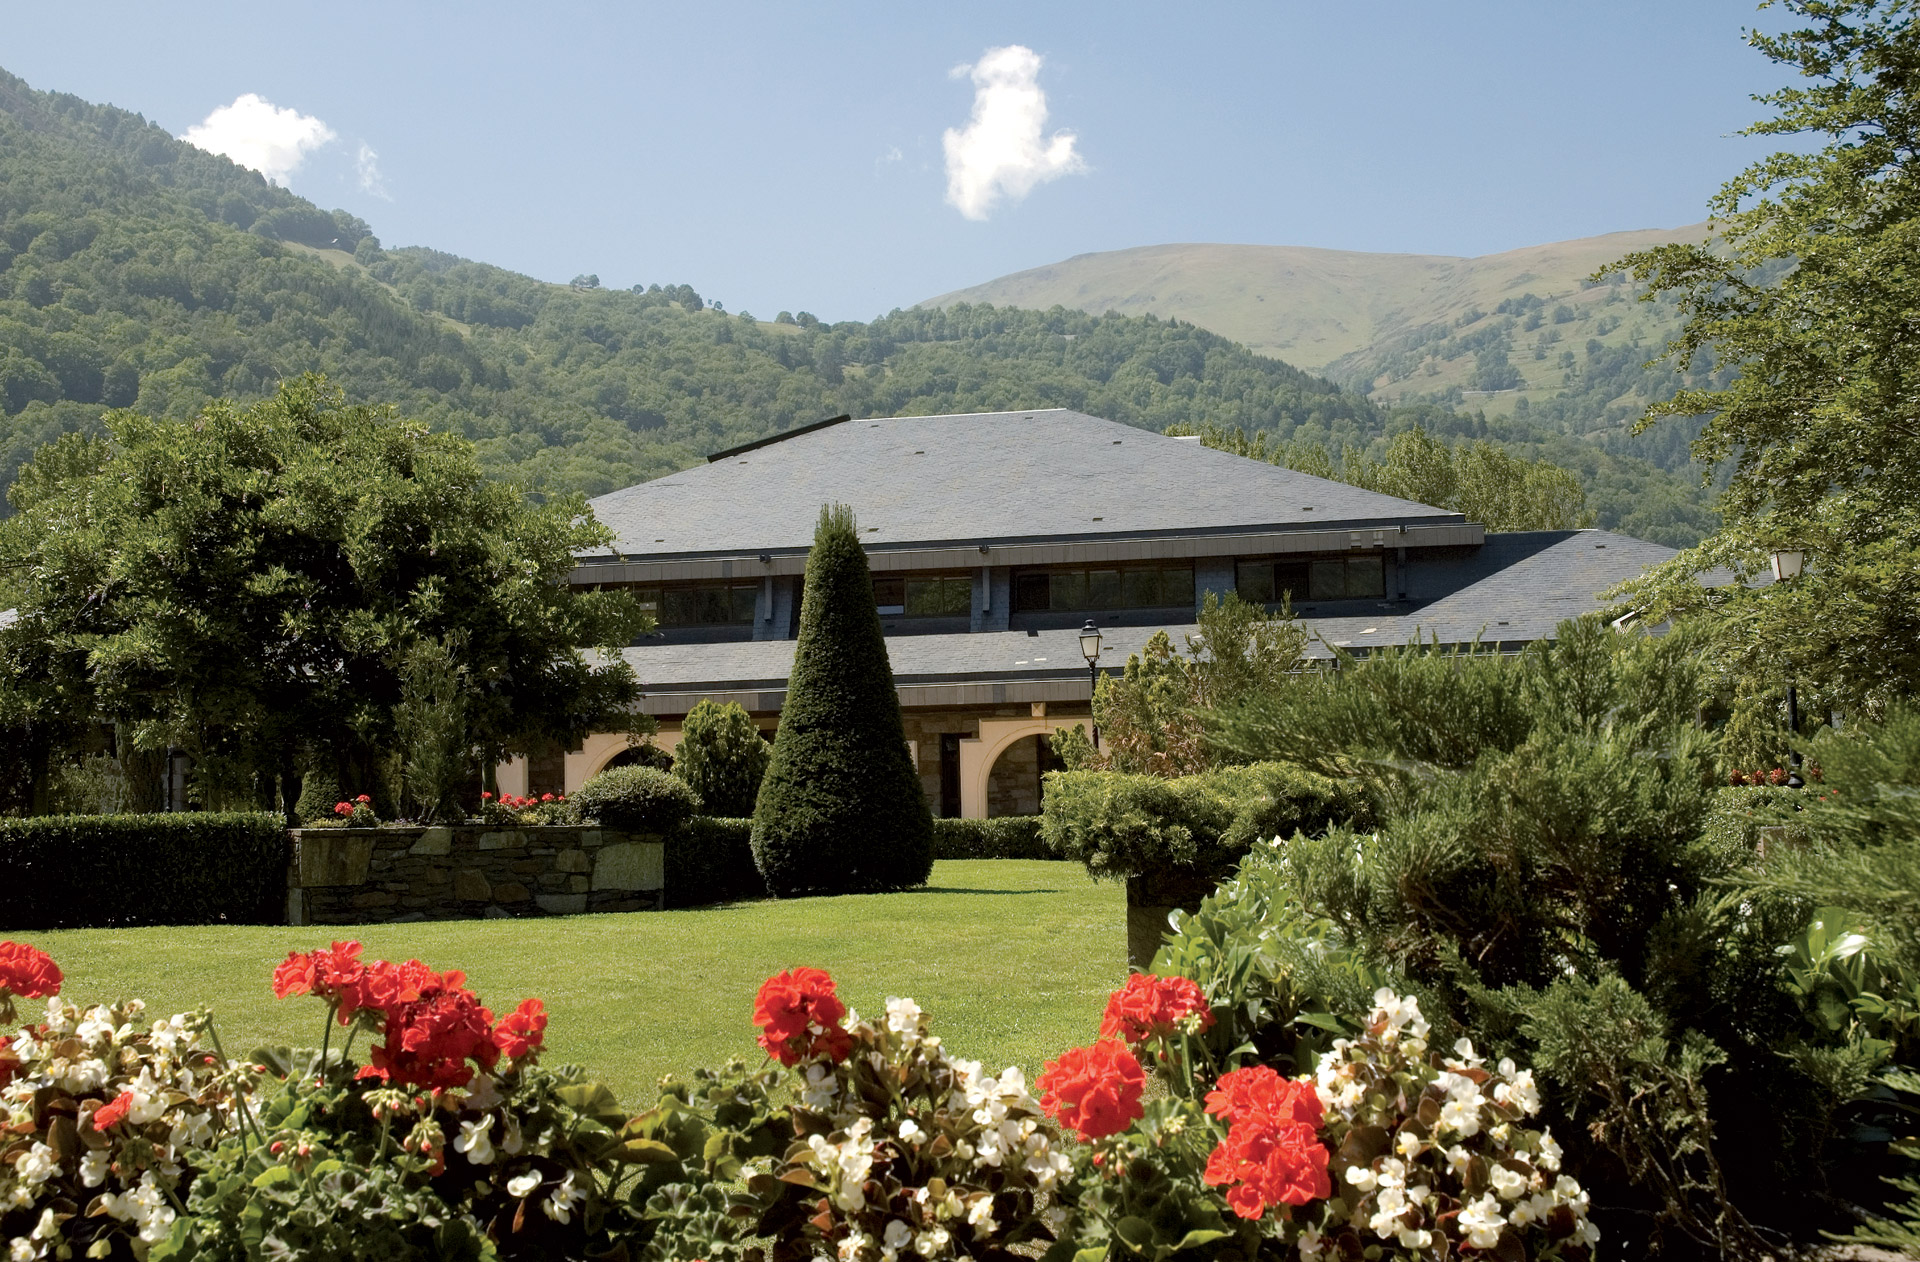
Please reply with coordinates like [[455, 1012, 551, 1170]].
[[1079, 619, 1103, 750], [1770, 547, 1806, 788]]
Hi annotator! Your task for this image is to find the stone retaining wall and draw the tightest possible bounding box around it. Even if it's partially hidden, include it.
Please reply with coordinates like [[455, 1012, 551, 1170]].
[[287, 826, 664, 926]]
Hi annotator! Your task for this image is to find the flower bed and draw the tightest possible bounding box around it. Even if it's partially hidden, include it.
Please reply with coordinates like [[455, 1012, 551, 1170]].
[[1, 928, 1599, 1261]]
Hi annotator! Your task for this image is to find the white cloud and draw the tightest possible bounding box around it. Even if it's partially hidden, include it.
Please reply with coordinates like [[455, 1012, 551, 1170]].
[[356, 142, 390, 199], [180, 93, 336, 186], [942, 45, 1085, 220]]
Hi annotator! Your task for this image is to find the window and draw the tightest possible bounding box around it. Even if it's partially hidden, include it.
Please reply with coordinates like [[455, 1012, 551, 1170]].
[[632, 582, 758, 626], [1236, 554, 1385, 604], [1010, 562, 1195, 613], [874, 574, 971, 618]]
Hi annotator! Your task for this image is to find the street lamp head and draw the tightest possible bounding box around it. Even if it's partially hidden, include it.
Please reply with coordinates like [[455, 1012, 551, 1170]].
[[1770, 548, 1806, 583], [1078, 619, 1102, 665]]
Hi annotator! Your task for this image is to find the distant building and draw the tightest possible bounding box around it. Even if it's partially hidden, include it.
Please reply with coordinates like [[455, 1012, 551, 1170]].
[[499, 409, 1672, 816]]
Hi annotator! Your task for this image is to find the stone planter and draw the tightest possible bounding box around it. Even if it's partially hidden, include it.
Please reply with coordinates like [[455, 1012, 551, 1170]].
[[286, 826, 665, 926], [1124, 868, 1222, 969]]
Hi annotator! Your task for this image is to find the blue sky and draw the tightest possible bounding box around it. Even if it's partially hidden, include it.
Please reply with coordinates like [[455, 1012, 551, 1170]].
[[10, 2, 1787, 322]]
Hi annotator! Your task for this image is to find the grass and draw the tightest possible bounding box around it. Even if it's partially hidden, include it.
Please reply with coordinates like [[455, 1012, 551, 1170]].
[[24, 860, 1125, 1110]]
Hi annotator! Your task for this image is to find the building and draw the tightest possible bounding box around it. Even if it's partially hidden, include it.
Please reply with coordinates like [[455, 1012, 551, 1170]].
[[497, 409, 1674, 816]]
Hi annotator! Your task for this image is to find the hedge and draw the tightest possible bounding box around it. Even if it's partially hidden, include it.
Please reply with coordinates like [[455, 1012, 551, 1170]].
[[572, 766, 699, 835], [1040, 762, 1356, 882], [0, 812, 286, 929], [666, 817, 766, 909], [930, 816, 1052, 860]]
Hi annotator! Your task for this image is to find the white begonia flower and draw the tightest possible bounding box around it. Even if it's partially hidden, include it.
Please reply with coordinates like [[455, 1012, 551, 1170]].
[[967, 1194, 997, 1234], [802, 1062, 839, 1110], [1555, 1174, 1589, 1209], [839, 1229, 872, 1261], [1535, 1129, 1563, 1171], [453, 1117, 495, 1165], [1298, 1224, 1326, 1259], [884, 1219, 914, 1251], [1371, 988, 1431, 1042], [1398, 1228, 1433, 1250], [500, 1112, 525, 1155], [1490, 1164, 1529, 1200], [1438, 1096, 1483, 1137], [885, 997, 924, 1037], [1458, 1193, 1506, 1250], [42, 998, 74, 1036], [170, 1109, 213, 1150], [30, 1211, 56, 1242], [506, 1172, 541, 1198], [1510, 1192, 1555, 1228], [76, 1007, 115, 1045], [8, 1237, 32, 1262], [1577, 1216, 1602, 1245], [914, 1224, 949, 1257], [1369, 1186, 1409, 1238], [1395, 1129, 1423, 1160], [80, 1151, 109, 1188], [1496, 1068, 1543, 1116], [1345, 1164, 1378, 1192], [544, 1172, 585, 1223], [1491, 1121, 1512, 1144], [17, 1143, 59, 1186], [463, 1075, 503, 1112], [1451, 1037, 1484, 1066], [898, 1118, 923, 1145]]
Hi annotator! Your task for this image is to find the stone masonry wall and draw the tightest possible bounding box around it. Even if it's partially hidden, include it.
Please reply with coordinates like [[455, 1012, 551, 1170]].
[[287, 826, 664, 926]]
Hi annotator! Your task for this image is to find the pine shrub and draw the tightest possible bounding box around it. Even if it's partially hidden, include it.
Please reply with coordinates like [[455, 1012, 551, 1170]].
[[293, 767, 341, 825], [673, 700, 769, 818], [751, 504, 933, 896]]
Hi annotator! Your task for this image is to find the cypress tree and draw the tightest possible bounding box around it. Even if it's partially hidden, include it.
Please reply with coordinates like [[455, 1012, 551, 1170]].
[[751, 504, 934, 896]]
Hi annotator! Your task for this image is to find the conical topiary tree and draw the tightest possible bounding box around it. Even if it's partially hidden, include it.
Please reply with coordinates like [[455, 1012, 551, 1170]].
[[752, 504, 934, 896]]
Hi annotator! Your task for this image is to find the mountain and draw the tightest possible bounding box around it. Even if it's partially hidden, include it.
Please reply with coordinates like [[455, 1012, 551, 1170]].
[[0, 66, 1716, 546], [923, 228, 1727, 472]]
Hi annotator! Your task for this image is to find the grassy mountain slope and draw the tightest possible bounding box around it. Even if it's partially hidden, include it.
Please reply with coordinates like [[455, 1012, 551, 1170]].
[[922, 227, 1726, 471], [0, 66, 1716, 545]]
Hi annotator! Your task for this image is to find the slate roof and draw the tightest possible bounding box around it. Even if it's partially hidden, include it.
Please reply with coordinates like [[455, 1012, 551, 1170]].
[[621, 529, 1674, 696], [588, 409, 1463, 559]]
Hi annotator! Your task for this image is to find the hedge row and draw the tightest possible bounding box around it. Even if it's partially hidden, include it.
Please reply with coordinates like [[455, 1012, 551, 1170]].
[[1040, 762, 1357, 882], [930, 816, 1051, 860], [665, 817, 765, 909], [0, 812, 286, 929]]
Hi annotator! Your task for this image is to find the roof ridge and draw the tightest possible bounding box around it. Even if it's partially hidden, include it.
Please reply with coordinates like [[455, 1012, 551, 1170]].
[[707, 413, 851, 462]]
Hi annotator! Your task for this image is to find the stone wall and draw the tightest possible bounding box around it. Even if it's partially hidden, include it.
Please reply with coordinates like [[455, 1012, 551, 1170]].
[[287, 826, 664, 926]]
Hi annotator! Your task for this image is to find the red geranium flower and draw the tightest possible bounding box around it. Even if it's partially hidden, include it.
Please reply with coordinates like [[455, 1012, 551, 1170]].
[[482, 791, 494, 801], [356, 794, 371, 804], [753, 967, 851, 1066], [0, 941, 63, 1002], [1101, 973, 1214, 1044], [541, 792, 555, 802], [1202, 1065, 1331, 1218], [92, 1090, 135, 1131], [335, 801, 352, 816], [1037, 1040, 1146, 1140], [494, 997, 548, 1060], [1204, 1064, 1323, 1128]]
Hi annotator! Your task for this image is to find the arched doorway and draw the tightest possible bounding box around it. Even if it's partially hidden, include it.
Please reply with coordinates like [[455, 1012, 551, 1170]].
[[958, 717, 1089, 819], [984, 734, 1068, 817]]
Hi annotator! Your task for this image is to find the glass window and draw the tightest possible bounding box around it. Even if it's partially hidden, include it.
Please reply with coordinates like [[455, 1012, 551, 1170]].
[[1273, 562, 1309, 601], [1308, 560, 1348, 601], [1012, 572, 1050, 612], [1052, 570, 1089, 610], [1347, 555, 1386, 599], [905, 576, 971, 617], [1164, 566, 1194, 606], [1235, 561, 1274, 605], [873, 575, 905, 615], [1087, 569, 1122, 608], [1011, 563, 1194, 612], [647, 582, 758, 626]]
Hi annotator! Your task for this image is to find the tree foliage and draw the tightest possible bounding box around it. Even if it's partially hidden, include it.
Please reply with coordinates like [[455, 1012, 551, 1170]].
[[672, 699, 769, 818], [751, 505, 933, 896], [0, 375, 648, 811], [1607, 0, 1920, 712]]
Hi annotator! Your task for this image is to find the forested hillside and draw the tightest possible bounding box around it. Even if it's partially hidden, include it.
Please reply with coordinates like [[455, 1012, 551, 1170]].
[[0, 66, 1716, 544]]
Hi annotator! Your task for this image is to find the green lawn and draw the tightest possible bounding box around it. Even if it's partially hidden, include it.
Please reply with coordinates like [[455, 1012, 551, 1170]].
[[22, 860, 1125, 1109]]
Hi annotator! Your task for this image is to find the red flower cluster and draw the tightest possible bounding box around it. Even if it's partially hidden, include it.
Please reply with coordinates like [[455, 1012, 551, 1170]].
[[332, 794, 374, 818], [1100, 973, 1215, 1044], [752, 967, 851, 1067], [271, 942, 547, 1089], [0, 940, 64, 1004], [1202, 1066, 1331, 1219], [1037, 1040, 1146, 1140], [91, 1090, 135, 1131], [486, 791, 564, 810]]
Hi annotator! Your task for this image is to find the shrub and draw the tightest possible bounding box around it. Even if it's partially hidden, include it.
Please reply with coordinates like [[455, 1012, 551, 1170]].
[[1699, 783, 1813, 862], [929, 815, 1051, 860], [752, 505, 933, 896], [294, 765, 341, 824], [570, 765, 697, 835], [668, 817, 765, 908], [0, 812, 285, 928], [1040, 761, 1352, 882], [673, 700, 769, 818]]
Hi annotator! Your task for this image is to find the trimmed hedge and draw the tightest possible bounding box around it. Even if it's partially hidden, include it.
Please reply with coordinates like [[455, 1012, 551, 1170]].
[[930, 816, 1052, 860], [665, 817, 766, 909], [0, 812, 285, 929], [1040, 762, 1356, 881], [571, 766, 699, 835]]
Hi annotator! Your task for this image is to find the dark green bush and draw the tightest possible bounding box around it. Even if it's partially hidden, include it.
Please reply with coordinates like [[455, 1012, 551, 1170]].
[[1040, 761, 1353, 881], [571, 766, 697, 835], [667, 817, 766, 908], [0, 812, 285, 928], [752, 505, 933, 896], [929, 816, 1052, 860], [293, 768, 341, 825], [1699, 784, 1814, 863]]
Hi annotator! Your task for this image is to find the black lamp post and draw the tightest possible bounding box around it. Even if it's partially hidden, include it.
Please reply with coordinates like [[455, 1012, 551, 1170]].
[[1771, 547, 1806, 788], [1079, 619, 1103, 749]]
